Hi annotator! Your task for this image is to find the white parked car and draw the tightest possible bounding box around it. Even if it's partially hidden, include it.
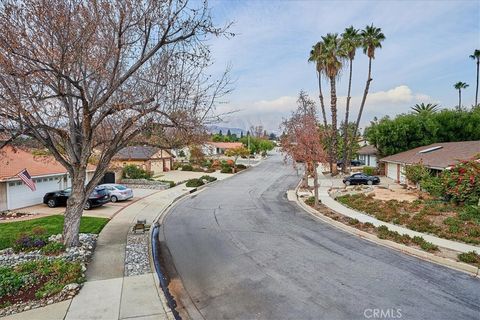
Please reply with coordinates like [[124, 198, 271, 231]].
[[98, 184, 133, 202]]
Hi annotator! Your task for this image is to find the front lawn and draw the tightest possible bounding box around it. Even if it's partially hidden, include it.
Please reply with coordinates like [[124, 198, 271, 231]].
[[0, 215, 109, 250], [337, 194, 480, 244]]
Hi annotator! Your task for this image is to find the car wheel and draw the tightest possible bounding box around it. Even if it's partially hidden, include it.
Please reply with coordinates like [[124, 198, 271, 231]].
[[47, 199, 57, 208], [345, 181, 351, 186], [367, 180, 373, 185], [110, 195, 118, 203], [84, 201, 92, 210]]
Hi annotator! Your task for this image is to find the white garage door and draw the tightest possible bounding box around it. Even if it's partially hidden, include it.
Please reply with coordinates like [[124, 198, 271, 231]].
[[387, 163, 397, 181], [7, 176, 67, 210]]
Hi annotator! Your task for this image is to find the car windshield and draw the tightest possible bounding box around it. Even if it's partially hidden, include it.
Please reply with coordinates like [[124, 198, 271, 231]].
[[63, 188, 71, 193], [114, 185, 128, 190]]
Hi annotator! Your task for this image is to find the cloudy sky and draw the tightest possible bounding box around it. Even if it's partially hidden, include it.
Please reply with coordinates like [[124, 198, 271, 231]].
[[206, 0, 480, 133]]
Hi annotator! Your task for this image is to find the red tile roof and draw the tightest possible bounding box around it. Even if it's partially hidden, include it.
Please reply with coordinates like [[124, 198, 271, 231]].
[[207, 142, 243, 149], [0, 146, 94, 181], [380, 141, 480, 169]]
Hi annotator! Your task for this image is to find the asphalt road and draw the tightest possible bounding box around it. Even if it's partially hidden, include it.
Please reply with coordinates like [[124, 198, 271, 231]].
[[163, 153, 480, 320]]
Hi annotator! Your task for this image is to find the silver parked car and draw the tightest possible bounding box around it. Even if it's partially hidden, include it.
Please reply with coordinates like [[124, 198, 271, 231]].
[[98, 183, 134, 202]]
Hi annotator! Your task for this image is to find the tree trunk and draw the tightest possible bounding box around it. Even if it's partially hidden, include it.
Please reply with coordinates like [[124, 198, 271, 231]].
[[476, 60, 479, 107], [329, 76, 338, 175], [349, 57, 373, 168], [342, 58, 353, 174], [459, 89, 461, 108], [63, 171, 88, 247], [303, 162, 309, 188], [313, 160, 319, 208], [318, 73, 333, 173]]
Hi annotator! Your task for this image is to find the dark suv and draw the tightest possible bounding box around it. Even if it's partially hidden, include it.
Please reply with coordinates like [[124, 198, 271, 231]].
[[43, 187, 110, 210]]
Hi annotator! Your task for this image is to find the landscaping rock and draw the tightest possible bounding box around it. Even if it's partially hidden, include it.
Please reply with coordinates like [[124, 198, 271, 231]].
[[0, 233, 97, 267], [124, 233, 150, 276]]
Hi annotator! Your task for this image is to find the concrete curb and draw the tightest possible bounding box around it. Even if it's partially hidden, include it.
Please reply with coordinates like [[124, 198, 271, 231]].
[[292, 184, 480, 278]]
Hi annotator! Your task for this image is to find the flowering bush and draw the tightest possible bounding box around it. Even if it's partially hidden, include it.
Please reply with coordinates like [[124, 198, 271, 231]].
[[13, 227, 48, 252], [442, 160, 480, 204]]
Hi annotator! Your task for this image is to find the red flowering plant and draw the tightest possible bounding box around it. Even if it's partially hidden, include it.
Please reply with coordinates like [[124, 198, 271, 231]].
[[441, 159, 480, 204]]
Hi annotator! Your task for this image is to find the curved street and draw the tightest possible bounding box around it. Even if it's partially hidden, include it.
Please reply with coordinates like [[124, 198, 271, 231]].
[[162, 153, 480, 320]]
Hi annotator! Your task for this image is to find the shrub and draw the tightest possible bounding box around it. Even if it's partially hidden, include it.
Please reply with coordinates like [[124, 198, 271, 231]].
[[172, 162, 183, 170], [181, 164, 193, 171], [221, 167, 233, 174], [404, 163, 430, 185], [420, 176, 445, 198], [441, 159, 480, 204], [186, 178, 204, 188], [305, 196, 315, 206], [458, 251, 480, 265], [236, 164, 247, 170], [0, 259, 83, 301], [40, 242, 66, 255], [158, 180, 176, 188], [362, 166, 375, 176], [458, 205, 480, 224], [419, 241, 438, 252], [200, 175, 217, 183], [13, 227, 48, 252], [347, 218, 360, 225], [178, 150, 186, 157], [122, 164, 153, 179]]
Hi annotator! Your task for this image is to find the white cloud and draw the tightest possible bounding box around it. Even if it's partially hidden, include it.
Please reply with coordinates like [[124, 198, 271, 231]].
[[252, 96, 298, 113]]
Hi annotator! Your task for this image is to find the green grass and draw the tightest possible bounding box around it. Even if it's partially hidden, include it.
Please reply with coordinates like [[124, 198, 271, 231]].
[[0, 215, 109, 250]]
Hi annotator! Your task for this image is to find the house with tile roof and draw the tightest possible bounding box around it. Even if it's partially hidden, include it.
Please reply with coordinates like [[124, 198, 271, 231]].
[[0, 146, 95, 210], [112, 146, 173, 176], [202, 142, 244, 156], [380, 141, 480, 183]]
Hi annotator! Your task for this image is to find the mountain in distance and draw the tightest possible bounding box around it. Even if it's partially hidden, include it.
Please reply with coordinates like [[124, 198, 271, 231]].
[[207, 125, 246, 136]]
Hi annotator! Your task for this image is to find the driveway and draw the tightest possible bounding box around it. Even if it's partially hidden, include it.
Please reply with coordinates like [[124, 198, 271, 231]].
[[162, 153, 479, 320], [17, 188, 158, 219]]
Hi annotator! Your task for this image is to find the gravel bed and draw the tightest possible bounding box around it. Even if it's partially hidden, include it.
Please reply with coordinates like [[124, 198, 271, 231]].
[[0, 233, 97, 267], [125, 233, 151, 276]]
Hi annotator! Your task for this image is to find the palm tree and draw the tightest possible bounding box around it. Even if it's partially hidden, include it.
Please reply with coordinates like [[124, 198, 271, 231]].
[[321, 33, 344, 174], [470, 49, 480, 106], [340, 26, 361, 173], [411, 103, 439, 114], [348, 25, 385, 167], [454, 82, 469, 108], [353, 25, 385, 138], [309, 42, 333, 172], [308, 42, 328, 128]]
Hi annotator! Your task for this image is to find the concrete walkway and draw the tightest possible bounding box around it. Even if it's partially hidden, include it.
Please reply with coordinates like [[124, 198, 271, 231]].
[[309, 172, 480, 255], [3, 182, 210, 320]]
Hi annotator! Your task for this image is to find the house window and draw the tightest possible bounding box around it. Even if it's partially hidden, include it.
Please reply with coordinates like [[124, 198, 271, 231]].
[[17, 182, 22, 186], [9, 182, 15, 186]]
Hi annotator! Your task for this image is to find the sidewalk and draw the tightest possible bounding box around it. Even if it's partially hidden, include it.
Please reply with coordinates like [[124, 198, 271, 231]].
[[308, 172, 480, 255], [3, 185, 193, 320]]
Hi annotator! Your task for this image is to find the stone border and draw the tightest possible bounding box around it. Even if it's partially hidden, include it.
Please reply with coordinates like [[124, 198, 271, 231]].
[[292, 183, 480, 277]]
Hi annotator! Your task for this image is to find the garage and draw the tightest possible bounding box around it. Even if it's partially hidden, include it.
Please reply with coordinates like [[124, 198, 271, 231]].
[[6, 175, 68, 210], [386, 163, 398, 181]]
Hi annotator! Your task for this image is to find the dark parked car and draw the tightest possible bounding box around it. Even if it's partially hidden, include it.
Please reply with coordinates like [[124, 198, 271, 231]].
[[337, 159, 365, 167], [43, 187, 110, 210], [343, 173, 380, 186]]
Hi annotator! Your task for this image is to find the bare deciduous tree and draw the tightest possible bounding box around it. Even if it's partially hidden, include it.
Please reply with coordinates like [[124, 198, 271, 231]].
[[280, 91, 327, 207], [0, 0, 232, 246]]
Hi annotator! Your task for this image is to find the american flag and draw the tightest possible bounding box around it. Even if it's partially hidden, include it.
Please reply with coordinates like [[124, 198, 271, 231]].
[[17, 169, 36, 191]]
